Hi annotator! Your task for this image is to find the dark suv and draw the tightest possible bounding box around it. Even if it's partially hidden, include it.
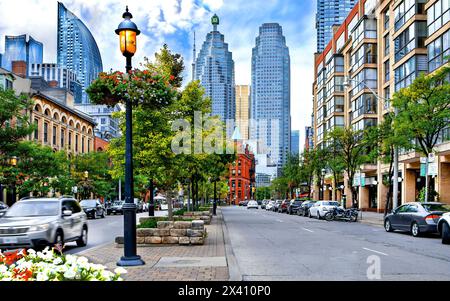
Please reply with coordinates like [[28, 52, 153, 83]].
[[297, 201, 316, 217], [287, 199, 304, 215], [278, 200, 290, 213]]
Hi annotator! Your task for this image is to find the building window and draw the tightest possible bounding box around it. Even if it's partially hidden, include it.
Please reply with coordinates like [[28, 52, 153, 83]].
[[385, 60, 390, 82], [394, 0, 417, 31], [428, 29, 450, 71], [52, 126, 57, 145], [61, 129, 65, 147], [394, 55, 427, 91], [88, 139, 91, 152], [82, 137, 85, 153], [5, 79, 13, 90], [394, 22, 427, 62], [351, 18, 377, 47], [384, 10, 390, 31], [43, 122, 48, 143], [34, 118, 39, 140], [75, 134, 79, 152], [351, 44, 377, 71], [384, 87, 391, 110], [351, 69, 377, 97], [351, 94, 378, 120], [69, 132, 72, 149], [384, 35, 390, 56], [428, 0, 450, 36]]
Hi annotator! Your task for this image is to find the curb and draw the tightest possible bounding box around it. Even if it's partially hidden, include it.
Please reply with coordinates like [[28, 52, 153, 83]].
[[218, 207, 242, 281]]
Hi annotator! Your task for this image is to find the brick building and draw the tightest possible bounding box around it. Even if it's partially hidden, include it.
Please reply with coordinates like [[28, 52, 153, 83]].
[[228, 143, 256, 205]]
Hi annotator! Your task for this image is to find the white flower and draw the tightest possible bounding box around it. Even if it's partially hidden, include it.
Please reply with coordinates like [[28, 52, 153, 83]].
[[0, 265, 7, 274], [114, 267, 127, 275], [63, 269, 77, 279], [53, 257, 63, 265], [36, 272, 49, 281]]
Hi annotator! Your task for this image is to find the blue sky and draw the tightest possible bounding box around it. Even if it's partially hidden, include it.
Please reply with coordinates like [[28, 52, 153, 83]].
[[0, 0, 317, 149]]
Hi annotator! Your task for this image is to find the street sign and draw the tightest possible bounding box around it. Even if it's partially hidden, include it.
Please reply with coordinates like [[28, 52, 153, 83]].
[[360, 173, 366, 187], [420, 157, 427, 164], [420, 163, 426, 177], [428, 153, 436, 163], [428, 162, 438, 176]]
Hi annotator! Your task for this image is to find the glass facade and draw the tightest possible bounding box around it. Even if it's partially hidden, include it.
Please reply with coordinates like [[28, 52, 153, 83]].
[[291, 130, 300, 156], [1, 35, 43, 73], [251, 23, 290, 176], [316, 0, 357, 52], [57, 2, 103, 104], [195, 15, 235, 136]]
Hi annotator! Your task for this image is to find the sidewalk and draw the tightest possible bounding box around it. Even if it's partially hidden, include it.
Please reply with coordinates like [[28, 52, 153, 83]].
[[79, 208, 229, 281], [357, 211, 385, 227]]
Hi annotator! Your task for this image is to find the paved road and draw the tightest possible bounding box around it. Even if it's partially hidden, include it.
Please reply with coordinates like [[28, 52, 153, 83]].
[[65, 211, 167, 254], [222, 206, 450, 281]]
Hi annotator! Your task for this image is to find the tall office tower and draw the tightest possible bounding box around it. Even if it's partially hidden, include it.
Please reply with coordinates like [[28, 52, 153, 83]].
[[2, 35, 43, 74], [250, 23, 290, 182], [57, 1, 103, 105], [235, 85, 250, 140], [316, 0, 357, 52], [195, 14, 235, 136], [291, 130, 300, 156]]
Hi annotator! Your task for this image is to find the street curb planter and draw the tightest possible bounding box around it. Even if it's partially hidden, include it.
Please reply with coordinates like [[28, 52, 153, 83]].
[[116, 220, 206, 246], [182, 211, 212, 225]]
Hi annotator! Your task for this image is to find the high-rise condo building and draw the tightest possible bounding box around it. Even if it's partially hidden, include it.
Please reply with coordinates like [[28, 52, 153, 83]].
[[251, 23, 291, 184], [235, 85, 250, 140], [316, 0, 357, 52], [195, 14, 235, 136], [1, 35, 43, 74], [291, 130, 300, 156], [312, 0, 449, 211]]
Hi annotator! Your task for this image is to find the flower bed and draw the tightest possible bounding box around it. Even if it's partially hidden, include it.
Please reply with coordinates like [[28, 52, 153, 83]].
[[0, 247, 126, 281]]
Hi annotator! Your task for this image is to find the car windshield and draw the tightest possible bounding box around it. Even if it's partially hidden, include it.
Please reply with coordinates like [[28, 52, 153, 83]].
[[80, 200, 97, 207], [323, 202, 339, 206], [4, 201, 59, 217], [0, 202, 7, 209], [422, 204, 450, 212], [113, 201, 123, 206]]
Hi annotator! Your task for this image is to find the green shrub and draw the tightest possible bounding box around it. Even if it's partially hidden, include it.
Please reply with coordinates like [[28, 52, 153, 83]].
[[137, 218, 162, 229]]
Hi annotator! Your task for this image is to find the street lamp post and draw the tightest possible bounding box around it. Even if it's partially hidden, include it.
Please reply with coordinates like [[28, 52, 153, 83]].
[[343, 78, 398, 209], [115, 6, 144, 267], [148, 179, 155, 217], [321, 168, 326, 200], [9, 156, 17, 206]]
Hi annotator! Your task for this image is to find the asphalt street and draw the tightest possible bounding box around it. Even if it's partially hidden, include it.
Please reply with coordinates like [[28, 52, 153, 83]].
[[222, 206, 450, 281], [65, 211, 166, 254]]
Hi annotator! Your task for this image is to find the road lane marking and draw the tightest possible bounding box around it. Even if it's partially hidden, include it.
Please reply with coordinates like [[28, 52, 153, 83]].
[[363, 247, 388, 256], [302, 228, 314, 233]]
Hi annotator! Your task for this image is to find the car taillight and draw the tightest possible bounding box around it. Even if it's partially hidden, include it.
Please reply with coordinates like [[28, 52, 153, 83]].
[[425, 214, 440, 224]]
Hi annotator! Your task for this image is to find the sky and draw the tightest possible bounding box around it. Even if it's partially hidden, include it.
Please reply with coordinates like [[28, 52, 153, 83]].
[[0, 0, 317, 151]]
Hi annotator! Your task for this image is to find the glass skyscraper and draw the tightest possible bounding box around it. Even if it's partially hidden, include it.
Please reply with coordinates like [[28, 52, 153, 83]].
[[1, 35, 43, 74], [316, 0, 357, 52], [195, 14, 235, 135], [57, 1, 103, 104], [251, 23, 291, 180], [291, 130, 300, 156]]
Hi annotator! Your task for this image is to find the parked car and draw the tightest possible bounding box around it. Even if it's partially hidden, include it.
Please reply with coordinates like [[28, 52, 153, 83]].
[[134, 198, 144, 213], [0, 202, 8, 217], [257, 200, 262, 206], [384, 202, 450, 237], [109, 201, 124, 215], [260, 200, 268, 209], [297, 201, 315, 217], [247, 200, 259, 209], [265, 200, 275, 211], [278, 200, 290, 213], [287, 199, 304, 215], [438, 213, 450, 244], [80, 199, 106, 219], [239, 201, 248, 207], [0, 197, 88, 250], [309, 201, 340, 219], [273, 200, 282, 212]]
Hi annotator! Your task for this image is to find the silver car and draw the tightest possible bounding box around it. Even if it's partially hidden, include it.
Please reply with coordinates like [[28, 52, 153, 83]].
[[0, 197, 88, 250]]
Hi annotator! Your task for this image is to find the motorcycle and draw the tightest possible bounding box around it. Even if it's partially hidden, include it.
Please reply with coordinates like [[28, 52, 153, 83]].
[[325, 207, 359, 222]]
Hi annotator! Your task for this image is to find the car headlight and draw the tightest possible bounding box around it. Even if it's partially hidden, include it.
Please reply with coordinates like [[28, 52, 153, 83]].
[[28, 223, 50, 232]]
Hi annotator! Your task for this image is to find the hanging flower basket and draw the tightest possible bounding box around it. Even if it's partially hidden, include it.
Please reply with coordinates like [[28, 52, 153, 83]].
[[87, 70, 177, 109]]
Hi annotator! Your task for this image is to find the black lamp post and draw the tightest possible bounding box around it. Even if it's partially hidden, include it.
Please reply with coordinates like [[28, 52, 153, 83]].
[[115, 6, 144, 267], [321, 168, 326, 201], [9, 156, 17, 206], [148, 179, 155, 217]]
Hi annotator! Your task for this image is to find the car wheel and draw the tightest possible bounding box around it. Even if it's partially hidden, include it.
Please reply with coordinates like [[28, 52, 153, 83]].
[[54, 230, 64, 247], [411, 222, 421, 237], [76, 226, 88, 247], [308, 211, 312, 218], [384, 219, 393, 232], [317, 212, 321, 220], [442, 222, 450, 245], [101, 210, 106, 218]]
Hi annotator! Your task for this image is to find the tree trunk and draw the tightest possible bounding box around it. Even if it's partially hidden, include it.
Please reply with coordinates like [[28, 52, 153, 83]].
[[168, 190, 173, 221]]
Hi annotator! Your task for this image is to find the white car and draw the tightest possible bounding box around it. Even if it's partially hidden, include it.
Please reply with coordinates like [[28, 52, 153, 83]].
[[309, 201, 340, 219], [265, 201, 275, 211], [438, 213, 450, 245], [247, 201, 259, 209]]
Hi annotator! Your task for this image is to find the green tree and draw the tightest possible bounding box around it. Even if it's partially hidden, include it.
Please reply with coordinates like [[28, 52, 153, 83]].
[[0, 88, 34, 157], [324, 132, 345, 201], [391, 64, 450, 201]]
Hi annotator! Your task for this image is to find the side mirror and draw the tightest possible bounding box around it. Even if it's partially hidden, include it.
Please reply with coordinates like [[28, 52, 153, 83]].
[[63, 210, 73, 217]]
